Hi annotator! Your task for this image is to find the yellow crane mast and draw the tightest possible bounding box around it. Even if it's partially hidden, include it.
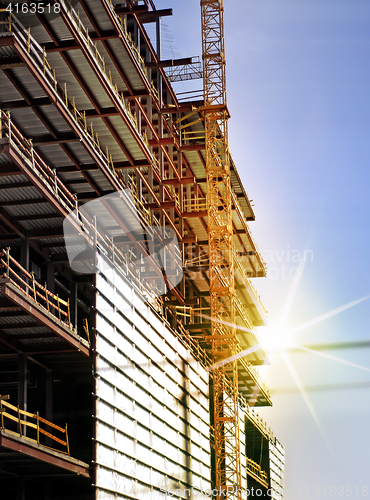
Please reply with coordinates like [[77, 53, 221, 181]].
[[201, 0, 242, 497]]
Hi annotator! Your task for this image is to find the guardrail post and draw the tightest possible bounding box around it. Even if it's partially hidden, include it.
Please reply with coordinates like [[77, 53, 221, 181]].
[[56, 294, 61, 320], [53, 169, 58, 194], [36, 411, 39, 444], [7, 111, 11, 141], [53, 68, 57, 90], [65, 424, 70, 455], [5, 247, 10, 277], [72, 96, 77, 121], [30, 138, 35, 168], [31, 272, 36, 301], [67, 298, 71, 328], [83, 318, 90, 345], [42, 46, 46, 74], [17, 405, 22, 436], [45, 282, 50, 311]]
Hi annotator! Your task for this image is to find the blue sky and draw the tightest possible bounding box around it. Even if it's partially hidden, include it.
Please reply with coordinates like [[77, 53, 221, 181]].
[[155, 0, 370, 494]]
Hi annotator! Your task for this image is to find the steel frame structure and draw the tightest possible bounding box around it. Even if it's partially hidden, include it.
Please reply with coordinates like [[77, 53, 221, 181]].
[[201, 0, 242, 497], [0, 1, 276, 496]]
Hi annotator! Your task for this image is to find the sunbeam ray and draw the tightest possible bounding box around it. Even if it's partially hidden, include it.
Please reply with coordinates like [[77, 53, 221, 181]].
[[289, 295, 370, 335], [289, 343, 370, 373], [249, 355, 272, 408], [207, 345, 263, 371], [194, 312, 254, 335], [280, 350, 324, 434], [279, 258, 307, 327]]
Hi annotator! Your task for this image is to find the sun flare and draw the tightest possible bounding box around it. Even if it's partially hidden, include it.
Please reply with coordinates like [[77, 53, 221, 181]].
[[262, 323, 293, 356]]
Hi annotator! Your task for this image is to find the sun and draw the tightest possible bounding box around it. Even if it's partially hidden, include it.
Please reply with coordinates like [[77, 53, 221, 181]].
[[262, 323, 293, 357]]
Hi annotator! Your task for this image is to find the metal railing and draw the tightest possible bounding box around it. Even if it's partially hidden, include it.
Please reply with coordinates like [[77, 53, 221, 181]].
[[103, 0, 149, 81], [237, 352, 270, 398], [0, 110, 77, 214], [0, 395, 70, 454], [233, 251, 268, 317], [0, 110, 180, 307], [1, 7, 269, 405], [60, 1, 154, 155], [183, 197, 207, 212], [235, 295, 255, 332], [126, 173, 152, 226], [165, 56, 203, 83], [2, 12, 118, 177], [175, 314, 270, 400], [0, 248, 72, 327], [246, 458, 268, 484], [231, 192, 267, 273], [245, 406, 274, 441]]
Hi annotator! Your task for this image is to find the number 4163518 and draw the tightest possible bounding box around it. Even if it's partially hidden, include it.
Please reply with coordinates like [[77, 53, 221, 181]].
[[6, 3, 61, 14]]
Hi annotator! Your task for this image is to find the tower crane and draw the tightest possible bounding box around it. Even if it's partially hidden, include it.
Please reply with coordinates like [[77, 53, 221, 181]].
[[201, 1, 242, 498]]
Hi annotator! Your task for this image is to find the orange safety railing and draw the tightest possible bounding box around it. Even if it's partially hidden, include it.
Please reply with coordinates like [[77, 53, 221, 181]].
[[0, 395, 69, 454], [0, 247, 71, 327]]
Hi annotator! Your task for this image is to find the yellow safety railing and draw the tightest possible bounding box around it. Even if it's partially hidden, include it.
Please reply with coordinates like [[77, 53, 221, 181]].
[[0, 109, 180, 305], [0, 395, 69, 455], [0, 110, 77, 213], [246, 457, 268, 483], [126, 174, 152, 226], [184, 197, 207, 212], [245, 406, 274, 441], [0, 248, 72, 327], [59, 0, 152, 152], [1, 12, 116, 175], [232, 192, 267, 273], [151, 81, 159, 103], [233, 250, 268, 316], [104, 0, 149, 80]]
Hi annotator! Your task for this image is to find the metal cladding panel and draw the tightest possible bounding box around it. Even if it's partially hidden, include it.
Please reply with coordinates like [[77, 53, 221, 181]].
[[269, 438, 285, 500], [94, 257, 212, 499], [239, 409, 248, 491]]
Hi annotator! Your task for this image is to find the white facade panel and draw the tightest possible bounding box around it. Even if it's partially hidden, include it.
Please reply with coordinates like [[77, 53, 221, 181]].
[[269, 437, 285, 500], [94, 258, 212, 499]]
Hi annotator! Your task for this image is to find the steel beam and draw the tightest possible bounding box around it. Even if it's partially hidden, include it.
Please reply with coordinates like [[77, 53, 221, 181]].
[[0, 281, 90, 357], [0, 432, 90, 477]]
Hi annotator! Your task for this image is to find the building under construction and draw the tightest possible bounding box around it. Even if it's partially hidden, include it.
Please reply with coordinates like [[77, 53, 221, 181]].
[[0, 1, 284, 499]]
